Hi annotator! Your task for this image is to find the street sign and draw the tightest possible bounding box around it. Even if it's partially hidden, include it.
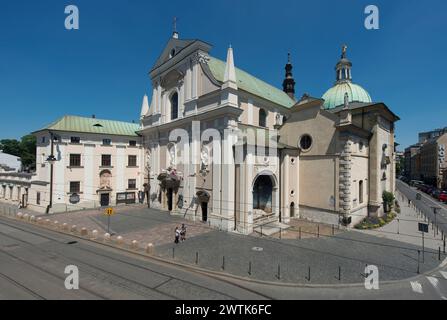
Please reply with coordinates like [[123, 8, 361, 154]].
[[105, 207, 114, 216], [418, 223, 429, 233]]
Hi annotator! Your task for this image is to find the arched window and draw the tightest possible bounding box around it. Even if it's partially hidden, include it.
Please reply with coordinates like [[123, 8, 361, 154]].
[[171, 92, 178, 120], [259, 109, 267, 127], [359, 180, 364, 204]]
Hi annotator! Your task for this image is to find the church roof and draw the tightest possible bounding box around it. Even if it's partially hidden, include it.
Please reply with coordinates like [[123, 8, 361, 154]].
[[322, 81, 372, 110], [207, 56, 296, 109], [34, 115, 140, 137]]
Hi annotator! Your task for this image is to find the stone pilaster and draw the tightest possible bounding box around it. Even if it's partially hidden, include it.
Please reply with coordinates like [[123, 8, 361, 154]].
[[339, 136, 353, 215]]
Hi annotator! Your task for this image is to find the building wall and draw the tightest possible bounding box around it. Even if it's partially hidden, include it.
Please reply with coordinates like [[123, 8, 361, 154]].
[[32, 131, 143, 212]]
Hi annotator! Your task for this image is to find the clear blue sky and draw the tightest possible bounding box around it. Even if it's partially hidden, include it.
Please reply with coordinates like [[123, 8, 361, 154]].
[[1, 0, 446, 150]]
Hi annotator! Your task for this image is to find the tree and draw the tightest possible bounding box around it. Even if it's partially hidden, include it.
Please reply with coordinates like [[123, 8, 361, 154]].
[[0, 139, 21, 157], [0, 135, 36, 171]]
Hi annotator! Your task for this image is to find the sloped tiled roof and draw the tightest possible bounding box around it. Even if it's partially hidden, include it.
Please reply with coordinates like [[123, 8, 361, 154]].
[[35, 115, 140, 137], [207, 56, 296, 109]]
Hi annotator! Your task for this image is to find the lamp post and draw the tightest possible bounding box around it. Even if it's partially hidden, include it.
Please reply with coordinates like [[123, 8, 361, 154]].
[[45, 133, 57, 214]]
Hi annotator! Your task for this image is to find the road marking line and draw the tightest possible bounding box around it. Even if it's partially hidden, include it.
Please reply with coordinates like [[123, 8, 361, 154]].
[[440, 271, 447, 280], [410, 281, 423, 294], [427, 276, 447, 300], [427, 276, 439, 288]]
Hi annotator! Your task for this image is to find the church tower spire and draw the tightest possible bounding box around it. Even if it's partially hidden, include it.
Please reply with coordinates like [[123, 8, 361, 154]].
[[335, 44, 353, 83], [282, 52, 296, 99]]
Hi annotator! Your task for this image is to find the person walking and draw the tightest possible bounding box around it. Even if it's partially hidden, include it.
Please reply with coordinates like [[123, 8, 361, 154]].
[[174, 227, 180, 244], [181, 224, 187, 242]]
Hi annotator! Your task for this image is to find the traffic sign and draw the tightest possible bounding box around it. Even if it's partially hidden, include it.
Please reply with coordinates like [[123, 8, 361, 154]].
[[105, 207, 114, 216], [418, 223, 429, 233]]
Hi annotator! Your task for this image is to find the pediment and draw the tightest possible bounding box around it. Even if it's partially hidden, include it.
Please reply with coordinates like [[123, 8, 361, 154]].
[[151, 38, 196, 71]]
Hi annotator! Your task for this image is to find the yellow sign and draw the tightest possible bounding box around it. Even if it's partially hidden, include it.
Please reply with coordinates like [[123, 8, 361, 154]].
[[105, 207, 114, 216]]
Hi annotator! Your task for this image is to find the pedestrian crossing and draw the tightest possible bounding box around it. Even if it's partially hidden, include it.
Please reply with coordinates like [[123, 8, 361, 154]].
[[410, 270, 447, 300]]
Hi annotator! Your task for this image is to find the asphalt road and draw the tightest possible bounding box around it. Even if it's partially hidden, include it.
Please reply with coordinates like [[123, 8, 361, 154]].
[[397, 180, 447, 236], [1, 215, 447, 300]]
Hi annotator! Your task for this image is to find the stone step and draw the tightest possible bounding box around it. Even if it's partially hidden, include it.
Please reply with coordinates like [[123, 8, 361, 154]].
[[254, 221, 290, 236]]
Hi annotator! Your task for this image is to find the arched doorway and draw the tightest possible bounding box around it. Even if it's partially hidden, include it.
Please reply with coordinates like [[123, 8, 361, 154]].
[[290, 202, 295, 218], [98, 170, 112, 207], [253, 175, 274, 213], [196, 190, 210, 222]]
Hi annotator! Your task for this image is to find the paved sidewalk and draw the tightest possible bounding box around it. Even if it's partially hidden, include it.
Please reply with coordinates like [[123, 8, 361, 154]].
[[356, 190, 445, 251]]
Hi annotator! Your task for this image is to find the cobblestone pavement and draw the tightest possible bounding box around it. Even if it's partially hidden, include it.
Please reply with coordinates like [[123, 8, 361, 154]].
[[49, 205, 213, 246], [157, 229, 445, 284]]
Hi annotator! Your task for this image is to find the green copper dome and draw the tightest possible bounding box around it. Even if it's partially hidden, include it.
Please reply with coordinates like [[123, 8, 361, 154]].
[[322, 82, 372, 109], [322, 45, 372, 110]]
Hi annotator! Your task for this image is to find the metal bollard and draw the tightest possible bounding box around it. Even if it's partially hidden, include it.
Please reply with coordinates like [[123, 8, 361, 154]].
[[277, 264, 281, 280], [222, 256, 225, 270], [248, 261, 252, 275], [195, 252, 199, 265]]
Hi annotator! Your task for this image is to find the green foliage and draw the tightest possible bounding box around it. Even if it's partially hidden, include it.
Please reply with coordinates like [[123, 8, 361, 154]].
[[0, 135, 36, 171], [354, 212, 397, 230], [382, 191, 395, 205]]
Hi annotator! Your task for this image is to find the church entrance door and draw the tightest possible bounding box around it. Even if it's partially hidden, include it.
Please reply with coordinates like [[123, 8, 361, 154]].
[[201, 202, 208, 222], [167, 188, 173, 211]]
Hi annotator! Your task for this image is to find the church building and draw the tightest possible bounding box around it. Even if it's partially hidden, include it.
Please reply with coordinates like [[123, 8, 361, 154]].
[[139, 31, 399, 234]]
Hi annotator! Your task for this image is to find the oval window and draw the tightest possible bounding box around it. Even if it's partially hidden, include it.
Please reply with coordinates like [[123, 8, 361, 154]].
[[299, 134, 312, 151]]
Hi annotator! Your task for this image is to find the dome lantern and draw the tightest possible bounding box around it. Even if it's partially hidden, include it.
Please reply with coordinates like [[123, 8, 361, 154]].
[[322, 44, 372, 110]]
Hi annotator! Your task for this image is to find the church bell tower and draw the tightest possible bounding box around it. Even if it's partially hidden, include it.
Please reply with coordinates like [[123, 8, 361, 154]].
[[282, 52, 296, 99]]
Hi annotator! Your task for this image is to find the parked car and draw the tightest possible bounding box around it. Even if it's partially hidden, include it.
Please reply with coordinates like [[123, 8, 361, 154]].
[[426, 187, 435, 195], [410, 180, 424, 187], [419, 185, 429, 193], [438, 191, 447, 202], [431, 189, 441, 198]]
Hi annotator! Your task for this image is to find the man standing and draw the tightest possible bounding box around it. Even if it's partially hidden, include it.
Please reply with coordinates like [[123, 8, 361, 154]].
[[181, 224, 187, 242]]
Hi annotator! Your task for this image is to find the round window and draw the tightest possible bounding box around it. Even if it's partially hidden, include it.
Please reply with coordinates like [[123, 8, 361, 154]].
[[299, 134, 312, 151]]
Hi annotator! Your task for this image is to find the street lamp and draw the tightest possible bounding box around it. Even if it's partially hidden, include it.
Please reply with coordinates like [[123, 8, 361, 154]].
[[45, 133, 57, 214]]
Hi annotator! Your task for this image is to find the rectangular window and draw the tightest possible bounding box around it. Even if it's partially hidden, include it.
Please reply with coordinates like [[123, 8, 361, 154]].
[[359, 180, 364, 204], [69, 154, 81, 167], [128, 155, 137, 167], [101, 154, 111, 167], [70, 137, 81, 144], [103, 138, 112, 146], [70, 181, 81, 193], [129, 140, 137, 147], [36, 192, 40, 205], [128, 179, 136, 190], [41, 136, 46, 144]]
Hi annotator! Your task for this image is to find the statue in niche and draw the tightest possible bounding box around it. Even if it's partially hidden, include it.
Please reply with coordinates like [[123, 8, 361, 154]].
[[200, 145, 210, 176], [168, 143, 176, 167]]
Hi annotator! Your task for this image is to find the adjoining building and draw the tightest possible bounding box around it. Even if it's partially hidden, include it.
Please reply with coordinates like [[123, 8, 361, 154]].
[[404, 143, 422, 181], [0, 115, 144, 213], [0, 150, 22, 172], [419, 133, 447, 189]]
